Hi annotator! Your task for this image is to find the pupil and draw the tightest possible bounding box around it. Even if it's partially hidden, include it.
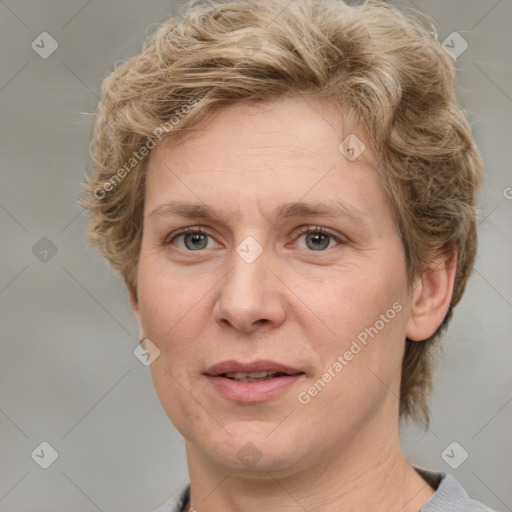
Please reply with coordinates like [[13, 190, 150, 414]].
[[185, 233, 207, 250], [306, 233, 329, 250]]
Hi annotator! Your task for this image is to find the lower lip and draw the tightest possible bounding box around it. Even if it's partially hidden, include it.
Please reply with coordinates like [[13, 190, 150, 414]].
[[206, 374, 306, 402]]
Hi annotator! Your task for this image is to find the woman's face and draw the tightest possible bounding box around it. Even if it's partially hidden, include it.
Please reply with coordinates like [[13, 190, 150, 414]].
[[133, 97, 413, 475]]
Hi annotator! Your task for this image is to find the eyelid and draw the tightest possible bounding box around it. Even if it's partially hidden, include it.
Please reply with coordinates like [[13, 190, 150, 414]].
[[165, 225, 215, 246], [292, 225, 345, 245], [164, 224, 345, 249]]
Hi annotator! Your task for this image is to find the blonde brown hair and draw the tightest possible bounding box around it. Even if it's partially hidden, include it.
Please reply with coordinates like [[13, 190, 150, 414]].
[[81, 0, 484, 425]]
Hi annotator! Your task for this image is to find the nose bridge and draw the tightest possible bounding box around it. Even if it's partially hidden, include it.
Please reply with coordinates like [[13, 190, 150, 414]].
[[226, 236, 269, 302], [214, 236, 285, 332]]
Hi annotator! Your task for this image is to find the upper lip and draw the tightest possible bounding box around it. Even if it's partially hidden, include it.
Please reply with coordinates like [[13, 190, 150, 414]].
[[204, 359, 305, 376]]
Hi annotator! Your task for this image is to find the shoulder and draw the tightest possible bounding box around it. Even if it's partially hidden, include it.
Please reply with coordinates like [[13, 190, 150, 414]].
[[416, 467, 498, 512], [150, 484, 190, 512]]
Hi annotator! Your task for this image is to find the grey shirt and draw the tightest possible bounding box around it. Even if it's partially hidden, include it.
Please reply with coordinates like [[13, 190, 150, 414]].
[[151, 468, 497, 512]]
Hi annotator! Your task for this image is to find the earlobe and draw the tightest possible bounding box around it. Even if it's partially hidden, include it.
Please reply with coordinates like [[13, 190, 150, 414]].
[[405, 247, 457, 342]]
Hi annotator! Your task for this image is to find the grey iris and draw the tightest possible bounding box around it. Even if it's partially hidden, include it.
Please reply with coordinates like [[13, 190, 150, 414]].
[[306, 233, 330, 250], [184, 233, 208, 250]]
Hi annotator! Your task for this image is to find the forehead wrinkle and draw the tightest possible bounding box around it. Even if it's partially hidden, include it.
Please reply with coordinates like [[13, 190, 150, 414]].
[[148, 198, 371, 231]]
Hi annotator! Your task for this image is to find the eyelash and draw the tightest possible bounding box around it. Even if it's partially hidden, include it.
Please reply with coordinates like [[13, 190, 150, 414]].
[[164, 226, 212, 248], [165, 225, 344, 250], [292, 225, 344, 248]]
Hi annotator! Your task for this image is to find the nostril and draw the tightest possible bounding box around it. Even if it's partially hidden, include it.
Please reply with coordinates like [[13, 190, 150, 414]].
[[217, 317, 271, 333]]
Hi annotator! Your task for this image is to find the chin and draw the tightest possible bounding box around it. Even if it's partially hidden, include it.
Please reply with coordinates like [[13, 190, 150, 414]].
[[194, 421, 314, 474]]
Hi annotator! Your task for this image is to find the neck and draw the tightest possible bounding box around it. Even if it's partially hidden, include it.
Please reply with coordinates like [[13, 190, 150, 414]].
[[184, 414, 434, 512]]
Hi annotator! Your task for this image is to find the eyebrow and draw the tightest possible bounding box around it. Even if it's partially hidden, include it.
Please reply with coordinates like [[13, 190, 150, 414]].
[[276, 201, 367, 223], [149, 201, 220, 220], [149, 200, 369, 226]]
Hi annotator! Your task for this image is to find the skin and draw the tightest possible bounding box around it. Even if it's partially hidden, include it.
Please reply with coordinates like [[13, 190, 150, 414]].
[[131, 97, 456, 511]]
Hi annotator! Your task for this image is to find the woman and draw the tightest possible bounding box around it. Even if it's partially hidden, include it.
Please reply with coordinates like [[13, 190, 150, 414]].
[[81, 0, 493, 510]]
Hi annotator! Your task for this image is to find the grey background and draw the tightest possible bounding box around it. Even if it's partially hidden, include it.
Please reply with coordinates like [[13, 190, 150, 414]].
[[0, 0, 510, 510]]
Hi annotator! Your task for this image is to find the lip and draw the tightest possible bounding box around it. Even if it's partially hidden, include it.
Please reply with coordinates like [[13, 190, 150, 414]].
[[204, 359, 304, 376], [206, 374, 306, 402], [204, 359, 306, 403]]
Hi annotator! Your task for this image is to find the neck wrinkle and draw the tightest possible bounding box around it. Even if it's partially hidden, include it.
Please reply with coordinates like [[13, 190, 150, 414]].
[[184, 400, 434, 512]]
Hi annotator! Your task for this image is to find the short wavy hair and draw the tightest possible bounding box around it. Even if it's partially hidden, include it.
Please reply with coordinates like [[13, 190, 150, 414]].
[[81, 0, 484, 425]]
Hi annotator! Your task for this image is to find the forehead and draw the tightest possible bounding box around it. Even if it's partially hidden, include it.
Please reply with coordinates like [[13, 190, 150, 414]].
[[150, 97, 367, 171], [144, 97, 385, 224]]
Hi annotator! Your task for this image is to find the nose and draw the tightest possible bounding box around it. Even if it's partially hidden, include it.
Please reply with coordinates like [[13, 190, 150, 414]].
[[212, 245, 286, 334]]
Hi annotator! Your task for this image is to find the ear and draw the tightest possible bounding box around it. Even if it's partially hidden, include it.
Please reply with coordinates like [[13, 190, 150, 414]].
[[406, 247, 457, 342], [129, 289, 143, 337]]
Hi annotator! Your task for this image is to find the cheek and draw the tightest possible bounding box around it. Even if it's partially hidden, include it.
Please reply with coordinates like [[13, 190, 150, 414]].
[[304, 266, 408, 398], [149, 361, 206, 441], [302, 261, 406, 340], [137, 264, 211, 431], [136, 253, 215, 343]]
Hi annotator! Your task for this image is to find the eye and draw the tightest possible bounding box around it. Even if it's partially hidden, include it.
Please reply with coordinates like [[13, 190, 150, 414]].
[[294, 226, 343, 251], [166, 227, 218, 251]]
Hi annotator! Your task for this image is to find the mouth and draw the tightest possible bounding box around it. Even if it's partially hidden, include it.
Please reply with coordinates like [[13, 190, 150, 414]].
[[204, 360, 306, 402], [204, 359, 305, 379], [220, 371, 300, 382]]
